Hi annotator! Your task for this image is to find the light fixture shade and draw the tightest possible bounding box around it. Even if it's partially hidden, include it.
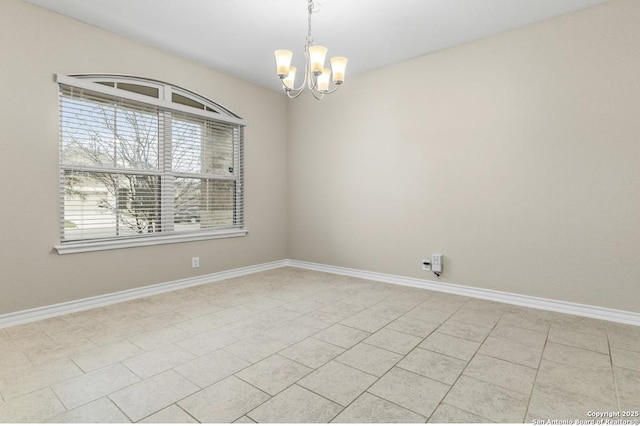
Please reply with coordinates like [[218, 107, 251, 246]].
[[283, 66, 297, 90], [330, 57, 348, 84], [274, 49, 293, 78], [308, 45, 328, 75], [317, 68, 331, 92]]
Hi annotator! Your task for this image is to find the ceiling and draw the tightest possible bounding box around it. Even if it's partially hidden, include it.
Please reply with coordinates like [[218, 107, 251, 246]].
[[25, 0, 609, 92]]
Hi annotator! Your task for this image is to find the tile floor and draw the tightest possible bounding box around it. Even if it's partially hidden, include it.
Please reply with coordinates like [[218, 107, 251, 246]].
[[0, 267, 638, 423]]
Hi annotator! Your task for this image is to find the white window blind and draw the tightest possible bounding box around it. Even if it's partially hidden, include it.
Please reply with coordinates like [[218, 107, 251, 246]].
[[57, 75, 246, 253]]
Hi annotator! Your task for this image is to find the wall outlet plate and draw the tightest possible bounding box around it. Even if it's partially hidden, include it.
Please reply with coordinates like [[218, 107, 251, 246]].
[[421, 259, 431, 271], [191, 257, 200, 268]]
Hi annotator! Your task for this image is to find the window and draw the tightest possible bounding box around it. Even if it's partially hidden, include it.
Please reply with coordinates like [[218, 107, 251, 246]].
[[55, 74, 247, 254]]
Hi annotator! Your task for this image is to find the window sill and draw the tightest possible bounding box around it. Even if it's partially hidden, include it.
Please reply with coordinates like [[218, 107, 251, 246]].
[[54, 229, 248, 255]]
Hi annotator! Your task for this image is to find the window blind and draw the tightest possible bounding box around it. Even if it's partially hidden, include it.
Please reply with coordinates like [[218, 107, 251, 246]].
[[58, 77, 244, 246]]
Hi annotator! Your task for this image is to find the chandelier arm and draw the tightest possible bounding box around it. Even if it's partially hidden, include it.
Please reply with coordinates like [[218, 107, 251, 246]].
[[309, 81, 340, 99], [321, 83, 343, 95], [286, 88, 305, 99], [281, 56, 308, 93], [281, 82, 304, 98], [307, 72, 315, 90], [286, 72, 307, 93], [310, 88, 325, 100]]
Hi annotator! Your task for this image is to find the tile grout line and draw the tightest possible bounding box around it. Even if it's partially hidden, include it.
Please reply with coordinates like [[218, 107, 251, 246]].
[[105, 394, 135, 423], [522, 317, 552, 422], [42, 385, 68, 422], [124, 367, 203, 423], [605, 323, 623, 412], [107, 394, 136, 424]]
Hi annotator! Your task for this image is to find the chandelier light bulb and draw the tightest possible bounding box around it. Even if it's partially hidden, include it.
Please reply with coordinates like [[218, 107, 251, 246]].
[[330, 57, 348, 84], [308, 45, 328, 75], [283, 66, 297, 90], [274, 50, 293, 78], [317, 68, 331, 92]]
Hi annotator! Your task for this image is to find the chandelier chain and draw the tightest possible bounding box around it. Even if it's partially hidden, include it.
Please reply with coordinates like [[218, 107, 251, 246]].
[[306, 0, 316, 50]]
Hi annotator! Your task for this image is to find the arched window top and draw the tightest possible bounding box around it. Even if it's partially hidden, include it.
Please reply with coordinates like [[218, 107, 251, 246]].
[[57, 74, 245, 126]]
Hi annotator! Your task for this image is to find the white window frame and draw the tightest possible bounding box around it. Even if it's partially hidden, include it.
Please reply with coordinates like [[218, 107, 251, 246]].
[[54, 74, 247, 254]]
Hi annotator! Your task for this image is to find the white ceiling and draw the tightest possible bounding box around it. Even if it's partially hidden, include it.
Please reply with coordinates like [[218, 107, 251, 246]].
[[25, 0, 609, 92]]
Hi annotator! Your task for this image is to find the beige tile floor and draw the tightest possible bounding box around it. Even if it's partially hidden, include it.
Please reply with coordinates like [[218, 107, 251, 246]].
[[0, 267, 639, 423]]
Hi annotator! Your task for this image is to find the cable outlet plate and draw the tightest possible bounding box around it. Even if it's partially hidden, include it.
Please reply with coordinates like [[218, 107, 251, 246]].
[[431, 253, 443, 273]]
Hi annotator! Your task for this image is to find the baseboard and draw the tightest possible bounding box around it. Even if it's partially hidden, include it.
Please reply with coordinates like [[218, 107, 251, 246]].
[[2, 258, 638, 329], [287, 259, 640, 327], [0, 260, 288, 329]]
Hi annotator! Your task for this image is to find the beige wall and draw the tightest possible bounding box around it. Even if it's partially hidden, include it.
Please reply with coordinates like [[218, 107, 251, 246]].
[[2, 0, 638, 316], [288, 0, 640, 312], [0, 0, 289, 314]]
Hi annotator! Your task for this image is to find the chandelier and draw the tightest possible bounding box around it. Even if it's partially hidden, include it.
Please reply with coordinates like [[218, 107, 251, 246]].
[[274, 0, 348, 100]]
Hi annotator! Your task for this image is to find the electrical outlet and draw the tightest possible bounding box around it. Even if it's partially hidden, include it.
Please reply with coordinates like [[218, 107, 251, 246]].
[[191, 257, 200, 268], [421, 259, 431, 271]]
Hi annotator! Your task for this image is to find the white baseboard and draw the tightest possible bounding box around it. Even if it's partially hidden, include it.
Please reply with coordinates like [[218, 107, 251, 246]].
[[287, 259, 640, 327], [0, 260, 288, 329], [1, 258, 638, 329]]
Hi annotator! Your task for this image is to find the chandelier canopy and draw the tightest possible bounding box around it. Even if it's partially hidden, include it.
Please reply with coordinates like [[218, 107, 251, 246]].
[[274, 0, 348, 100]]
